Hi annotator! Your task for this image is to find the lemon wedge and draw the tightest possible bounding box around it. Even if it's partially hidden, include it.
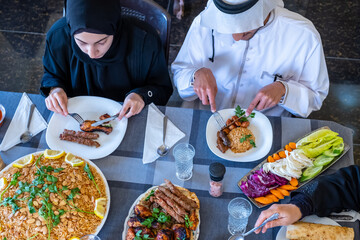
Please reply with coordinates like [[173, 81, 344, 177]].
[[94, 198, 107, 219], [44, 149, 66, 159], [65, 153, 84, 167], [13, 154, 34, 168], [69, 237, 80, 240], [0, 177, 7, 191]]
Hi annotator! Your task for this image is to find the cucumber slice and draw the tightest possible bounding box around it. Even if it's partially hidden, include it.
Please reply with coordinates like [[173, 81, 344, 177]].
[[300, 174, 312, 183], [302, 165, 323, 178], [314, 155, 334, 167], [332, 142, 344, 155]]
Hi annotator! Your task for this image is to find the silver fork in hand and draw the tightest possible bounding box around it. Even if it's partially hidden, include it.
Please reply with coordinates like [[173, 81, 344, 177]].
[[69, 113, 84, 125], [213, 111, 226, 129]]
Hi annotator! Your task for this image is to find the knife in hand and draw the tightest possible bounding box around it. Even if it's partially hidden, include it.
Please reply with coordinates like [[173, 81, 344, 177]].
[[91, 113, 119, 127]]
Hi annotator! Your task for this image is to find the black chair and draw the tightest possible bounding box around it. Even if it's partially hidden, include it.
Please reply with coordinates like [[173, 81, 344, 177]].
[[63, 0, 171, 64], [121, 0, 171, 64]]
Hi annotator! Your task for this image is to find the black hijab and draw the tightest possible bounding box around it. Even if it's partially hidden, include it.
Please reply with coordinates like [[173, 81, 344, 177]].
[[65, 0, 126, 65]]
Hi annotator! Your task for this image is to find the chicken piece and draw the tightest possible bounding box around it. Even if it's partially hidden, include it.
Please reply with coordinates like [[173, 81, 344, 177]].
[[126, 227, 136, 240], [172, 224, 190, 240], [151, 220, 162, 230], [134, 227, 155, 238], [99, 113, 111, 120], [188, 210, 199, 231], [241, 121, 250, 128], [80, 120, 113, 135], [156, 228, 174, 240], [127, 216, 143, 228], [134, 204, 153, 218]]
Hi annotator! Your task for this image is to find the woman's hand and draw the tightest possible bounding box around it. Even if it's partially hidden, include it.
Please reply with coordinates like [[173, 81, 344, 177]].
[[246, 81, 286, 116], [254, 204, 302, 234], [193, 68, 218, 112], [45, 87, 68, 116], [118, 93, 145, 120]]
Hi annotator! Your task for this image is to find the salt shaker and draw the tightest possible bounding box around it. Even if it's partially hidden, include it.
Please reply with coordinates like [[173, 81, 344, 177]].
[[209, 162, 226, 197]]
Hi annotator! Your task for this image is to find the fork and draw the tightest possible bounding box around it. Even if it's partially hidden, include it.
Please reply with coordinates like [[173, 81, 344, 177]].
[[69, 113, 84, 125], [213, 111, 226, 129]]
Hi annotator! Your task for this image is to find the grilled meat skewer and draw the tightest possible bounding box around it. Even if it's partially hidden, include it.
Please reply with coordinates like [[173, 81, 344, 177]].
[[63, 129, 99, 139], [59, 133, 100, 148]]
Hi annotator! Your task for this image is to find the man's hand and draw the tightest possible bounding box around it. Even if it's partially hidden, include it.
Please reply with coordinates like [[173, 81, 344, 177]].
[[193, 68, 218, 112], [118, 93, 145, 120], [254, 204, 302, 234], [45, 87, 68, 116], [246, 81, 285, 116]]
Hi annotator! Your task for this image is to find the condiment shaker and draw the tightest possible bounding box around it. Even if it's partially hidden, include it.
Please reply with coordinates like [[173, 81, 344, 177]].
[[209, 162, 226, 197]]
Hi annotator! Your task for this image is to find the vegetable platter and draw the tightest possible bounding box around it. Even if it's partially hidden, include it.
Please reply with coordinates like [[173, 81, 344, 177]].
[[238, 127, 350, 208]]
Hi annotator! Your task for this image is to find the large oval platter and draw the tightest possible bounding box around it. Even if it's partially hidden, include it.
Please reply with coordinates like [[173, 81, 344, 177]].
[[0, 151, 111, 239], [122, 184, 200, 239], [238, 126, 350, 208]]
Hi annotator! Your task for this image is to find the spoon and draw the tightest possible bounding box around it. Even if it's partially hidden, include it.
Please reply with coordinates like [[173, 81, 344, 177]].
[[20, 103, 35, 144], [228, 213, 279, 240], [157, 115, 169, 156]]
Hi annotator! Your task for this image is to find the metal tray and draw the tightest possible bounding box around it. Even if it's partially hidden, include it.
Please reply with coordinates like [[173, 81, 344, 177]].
[[237, 126, 351, 208]]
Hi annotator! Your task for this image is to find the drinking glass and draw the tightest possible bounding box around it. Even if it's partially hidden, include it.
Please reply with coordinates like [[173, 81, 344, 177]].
[[228, 197, 252, 235], [173, 143, 195, 181], [80, 234, 101, 240]]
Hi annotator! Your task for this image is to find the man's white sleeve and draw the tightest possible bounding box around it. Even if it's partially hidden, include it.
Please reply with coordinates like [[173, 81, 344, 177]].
[[280, 42, 329, 118]]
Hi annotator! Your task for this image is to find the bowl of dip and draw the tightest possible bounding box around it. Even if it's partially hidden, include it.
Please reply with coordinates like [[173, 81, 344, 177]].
[[0, 104, 5, 127]]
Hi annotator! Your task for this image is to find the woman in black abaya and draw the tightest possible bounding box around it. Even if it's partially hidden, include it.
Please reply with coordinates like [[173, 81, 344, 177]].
[[40, 0, 173, 119]]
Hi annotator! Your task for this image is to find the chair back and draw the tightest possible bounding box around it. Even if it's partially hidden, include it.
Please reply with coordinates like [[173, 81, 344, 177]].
[[121, 0, 171, 64], [63, 0, 171, 63]]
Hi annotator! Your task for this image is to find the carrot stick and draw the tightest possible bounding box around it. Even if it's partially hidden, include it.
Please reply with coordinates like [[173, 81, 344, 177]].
[[289, 178, 298, 187], [273, 153, 280, 161], [289, 142, 296, 149], [270, 189, 284, 199], [267, 156, 275, 162], [280, 185, 298, 190], [266, 194, 279, 202], [277, 188, 290, 196], [285, 145, 293, 152], [279, 151, 286, 158], [254, 196, 273, 205]]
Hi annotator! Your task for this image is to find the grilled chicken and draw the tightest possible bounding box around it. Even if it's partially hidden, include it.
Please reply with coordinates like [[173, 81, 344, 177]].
[[126, 227, 136, 240], [80, 120, 113, 135], [134, 227, 155, 238], [127, 216, 144, 228], [172, 224, 190, 240], [134, 204, 153, 218], [156, 228, 174, 240], [188, 210, 199, 231]]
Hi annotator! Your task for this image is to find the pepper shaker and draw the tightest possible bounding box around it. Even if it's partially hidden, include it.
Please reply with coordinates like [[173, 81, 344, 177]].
[[209, 162, 226, 197]]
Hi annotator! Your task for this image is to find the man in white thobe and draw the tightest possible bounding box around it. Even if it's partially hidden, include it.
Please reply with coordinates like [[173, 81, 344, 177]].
[[171, 0, 329, 117]]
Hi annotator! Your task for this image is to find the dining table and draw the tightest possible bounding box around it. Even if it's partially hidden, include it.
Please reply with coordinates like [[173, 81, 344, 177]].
[[0, 91, 358, 240]]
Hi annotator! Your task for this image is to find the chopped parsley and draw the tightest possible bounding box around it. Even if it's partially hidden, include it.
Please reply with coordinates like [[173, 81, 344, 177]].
[[235, 105, 255, 121], [84, 163, 101, 196]]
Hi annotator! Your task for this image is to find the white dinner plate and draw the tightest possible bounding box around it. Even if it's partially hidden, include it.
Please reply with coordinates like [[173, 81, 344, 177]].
[[206, 108, 273, 162], [122, 185, 200, 239], [0, 151, 111, 236], [276, 215, 340, 240], [46, 96, 127, 160]]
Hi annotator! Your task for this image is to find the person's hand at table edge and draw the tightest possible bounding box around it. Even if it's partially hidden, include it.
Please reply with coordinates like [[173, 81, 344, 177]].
[[193, 68, 217, 112], [254, 204, 302, 234], [246, 81, 286, 116], [45, 87, 68, 116], [117, 93, 145, 120]]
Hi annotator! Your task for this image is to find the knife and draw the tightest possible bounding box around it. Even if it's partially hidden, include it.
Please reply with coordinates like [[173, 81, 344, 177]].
[[91, 114, 119, 127]]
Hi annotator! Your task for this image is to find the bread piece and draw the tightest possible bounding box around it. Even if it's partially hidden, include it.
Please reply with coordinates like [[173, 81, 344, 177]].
[[286, 222, 354, 240]]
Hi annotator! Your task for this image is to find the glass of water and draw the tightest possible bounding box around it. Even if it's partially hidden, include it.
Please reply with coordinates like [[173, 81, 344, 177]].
[[228, 197, 252, 235], [80, 234, 101, 240], [173, 143, 195, 181]]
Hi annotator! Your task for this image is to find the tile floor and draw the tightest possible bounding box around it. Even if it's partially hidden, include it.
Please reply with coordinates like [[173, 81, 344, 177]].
[[0, 0, 359, 165]]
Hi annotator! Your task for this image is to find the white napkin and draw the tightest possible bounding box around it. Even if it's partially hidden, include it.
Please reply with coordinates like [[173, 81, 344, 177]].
[[142, 103, 185, 164], [0, 93, 48, 151]]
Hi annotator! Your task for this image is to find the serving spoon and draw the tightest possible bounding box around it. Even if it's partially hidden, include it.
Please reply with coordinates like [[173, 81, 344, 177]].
[[157, 115, 169, 156], [20, 103, 35, 144], [228, 213, 279, 240]]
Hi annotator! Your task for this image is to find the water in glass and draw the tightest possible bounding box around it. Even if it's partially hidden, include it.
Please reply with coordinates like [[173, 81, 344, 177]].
[[228, 197, 252, 235], [173, 143, 195, 181]]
